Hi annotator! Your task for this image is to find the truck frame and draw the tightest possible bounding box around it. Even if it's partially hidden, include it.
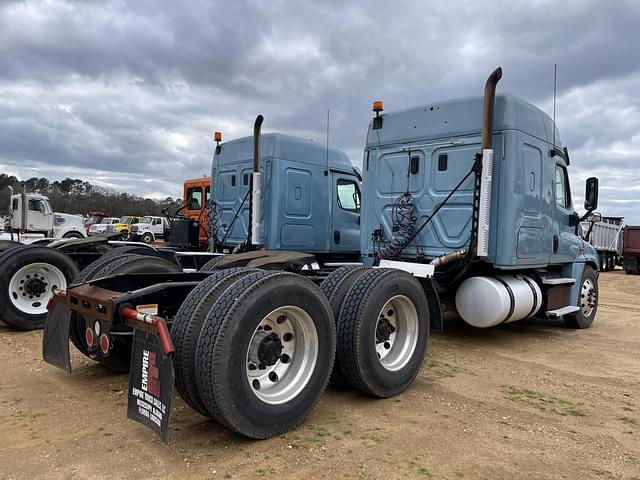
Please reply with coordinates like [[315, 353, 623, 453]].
[[41, 67, 601, 442]]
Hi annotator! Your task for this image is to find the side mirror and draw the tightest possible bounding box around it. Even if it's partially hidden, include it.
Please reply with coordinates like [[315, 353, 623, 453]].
[[584, 177, 599, 211]]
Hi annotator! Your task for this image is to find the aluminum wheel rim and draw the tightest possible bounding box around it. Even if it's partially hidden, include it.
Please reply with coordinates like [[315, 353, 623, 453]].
[[580, 278, 597, 317], [246, 306, 318, 405], [8, 262, 66, 315], [374, 295, 419, 372]]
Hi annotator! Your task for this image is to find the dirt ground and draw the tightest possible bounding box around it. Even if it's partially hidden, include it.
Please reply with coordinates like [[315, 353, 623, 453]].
[[1, 270, 639, 480]]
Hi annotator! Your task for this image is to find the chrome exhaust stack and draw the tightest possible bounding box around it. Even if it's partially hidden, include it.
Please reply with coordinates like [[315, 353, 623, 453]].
[[249, 115, 264, 247], [475, 67, 502, 257]]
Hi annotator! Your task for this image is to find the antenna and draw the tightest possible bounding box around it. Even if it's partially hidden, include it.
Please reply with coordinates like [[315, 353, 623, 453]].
[[325, 110, 330, 175], [553, 63, 557, 147]]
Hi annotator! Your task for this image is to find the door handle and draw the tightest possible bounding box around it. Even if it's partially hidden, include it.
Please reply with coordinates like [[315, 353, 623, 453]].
[[334, 230, 341, 244], [553, 235, 559, 254]]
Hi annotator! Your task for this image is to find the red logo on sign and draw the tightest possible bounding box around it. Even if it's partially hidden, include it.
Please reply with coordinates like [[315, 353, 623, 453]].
[[141, 349, 161, 397]]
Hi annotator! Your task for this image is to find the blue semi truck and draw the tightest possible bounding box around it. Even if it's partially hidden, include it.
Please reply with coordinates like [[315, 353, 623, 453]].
[[42, 67, 600, 441]]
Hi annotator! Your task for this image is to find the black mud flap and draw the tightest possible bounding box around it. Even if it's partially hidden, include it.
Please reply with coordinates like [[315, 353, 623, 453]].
[[42, 302, 72, 373], [127, 329, 175, 443]]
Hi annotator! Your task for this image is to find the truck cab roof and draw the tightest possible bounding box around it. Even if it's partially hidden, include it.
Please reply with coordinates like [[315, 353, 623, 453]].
[[216, 133, 356, 175], [366, 94, 562, 149]]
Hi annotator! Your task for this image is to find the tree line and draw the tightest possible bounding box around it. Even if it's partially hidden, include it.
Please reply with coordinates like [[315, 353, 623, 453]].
[[0, 174, 181, 218]]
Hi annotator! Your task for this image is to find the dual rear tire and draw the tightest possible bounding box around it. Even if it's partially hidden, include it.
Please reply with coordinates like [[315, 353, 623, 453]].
[[321, 267, 430, 398], [172, 270, 336, 438]]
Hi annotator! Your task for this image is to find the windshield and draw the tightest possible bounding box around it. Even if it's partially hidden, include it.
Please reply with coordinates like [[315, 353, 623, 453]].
[[141, 217, 153, 224], [86, 215, 102, 224], [120, 216, 132, 224]]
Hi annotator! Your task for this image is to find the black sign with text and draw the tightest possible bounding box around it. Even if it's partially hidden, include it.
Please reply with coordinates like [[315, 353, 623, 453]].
[[127, 329, 174, 442]]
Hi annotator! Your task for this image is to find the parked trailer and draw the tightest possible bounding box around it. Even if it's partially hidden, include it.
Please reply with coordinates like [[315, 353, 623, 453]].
[[42, 67, 601, 442], [582, 216, 624, 271], [623, 226, 640, 274]]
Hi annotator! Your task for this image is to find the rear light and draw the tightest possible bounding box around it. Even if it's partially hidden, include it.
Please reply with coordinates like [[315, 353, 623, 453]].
[[99, 334, 110, 354], [85, 328, 94, 346]]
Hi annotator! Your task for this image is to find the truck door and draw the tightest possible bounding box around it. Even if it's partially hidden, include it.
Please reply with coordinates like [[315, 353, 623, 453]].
[[152, 217, 164, 236], [27, 198, 52, 232], [550, 162, 581, 264], [331, 173, 361, 252]]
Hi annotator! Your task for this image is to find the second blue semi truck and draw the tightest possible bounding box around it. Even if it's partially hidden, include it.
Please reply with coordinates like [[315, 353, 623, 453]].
[[42, 67, 600, 441]]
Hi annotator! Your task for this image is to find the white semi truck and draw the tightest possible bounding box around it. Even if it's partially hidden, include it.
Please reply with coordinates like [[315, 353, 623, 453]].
[[2, 187, 86, 243]]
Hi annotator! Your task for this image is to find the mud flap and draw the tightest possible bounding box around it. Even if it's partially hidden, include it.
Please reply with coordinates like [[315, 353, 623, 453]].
[[127, 329, 175, 442], [42, 302, 72, 373]]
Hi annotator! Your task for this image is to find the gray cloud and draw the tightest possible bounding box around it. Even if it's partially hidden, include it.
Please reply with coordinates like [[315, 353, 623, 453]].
[[0, 0, 639, 222]]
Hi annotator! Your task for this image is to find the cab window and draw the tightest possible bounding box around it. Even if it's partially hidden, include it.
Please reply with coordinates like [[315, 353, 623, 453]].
[[28, 199, 44, 212], [554, 165, 571, 209], [337, 179, 361, 213], [186, 187, 203, 210]]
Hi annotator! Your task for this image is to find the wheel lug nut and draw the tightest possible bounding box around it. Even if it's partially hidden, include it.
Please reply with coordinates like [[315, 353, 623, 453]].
[[384, 342, 391, 349], [268, 372, 278, 382], [283, 333, 293, 342], [276, 315, 286, 324], [280, 354, 290, 364]]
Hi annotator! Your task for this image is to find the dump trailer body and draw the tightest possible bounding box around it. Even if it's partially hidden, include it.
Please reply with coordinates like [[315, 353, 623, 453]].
[[362, 94, 597, 270], [211, 133, 361, 254], [623, 225, 640, 274], [582, 216, 624, 270]]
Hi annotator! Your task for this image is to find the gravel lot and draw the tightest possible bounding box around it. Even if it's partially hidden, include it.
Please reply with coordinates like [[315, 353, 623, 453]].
[[1, 270, 639, 480]]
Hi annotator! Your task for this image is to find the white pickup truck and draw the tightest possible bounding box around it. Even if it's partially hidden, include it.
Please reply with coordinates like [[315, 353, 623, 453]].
[[128, 216, 171, 244], [1, 189, 86, 243], [87, 217, 120, 236]]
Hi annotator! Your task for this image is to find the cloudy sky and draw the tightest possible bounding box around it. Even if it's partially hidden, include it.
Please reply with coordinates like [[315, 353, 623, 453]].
[[1, 0, 639, 222]]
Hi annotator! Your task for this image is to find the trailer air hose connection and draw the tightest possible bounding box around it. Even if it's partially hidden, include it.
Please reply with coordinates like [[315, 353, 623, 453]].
[[376, 193, 417, 260]]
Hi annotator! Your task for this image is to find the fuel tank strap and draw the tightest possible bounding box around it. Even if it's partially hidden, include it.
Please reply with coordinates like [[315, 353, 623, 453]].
[[520, 275, 540, 319], [494, 276, 515, 324]]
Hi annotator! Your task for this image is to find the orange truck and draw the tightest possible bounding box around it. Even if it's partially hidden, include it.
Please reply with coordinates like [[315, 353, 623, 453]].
[[182, 176, 211, 246]]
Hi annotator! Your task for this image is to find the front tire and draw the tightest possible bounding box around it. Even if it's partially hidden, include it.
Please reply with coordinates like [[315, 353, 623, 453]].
[[564, 265, 598, 329], [141, 232, 154, 244], [62, 231, 84, 239]]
